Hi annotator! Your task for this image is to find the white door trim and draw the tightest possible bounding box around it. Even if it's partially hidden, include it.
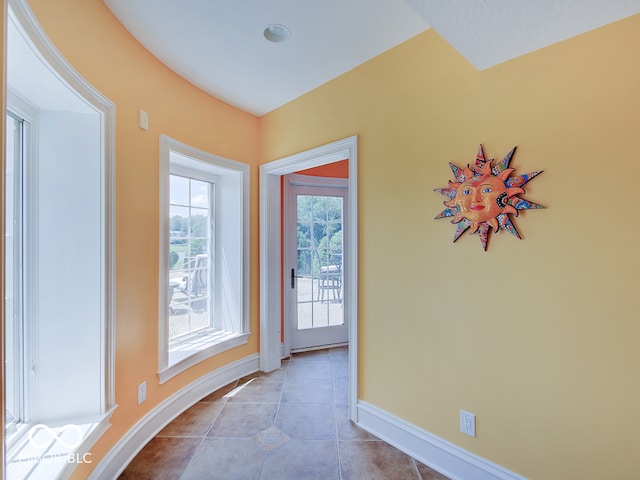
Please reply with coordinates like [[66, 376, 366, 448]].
[[259, 135, 358, 420]]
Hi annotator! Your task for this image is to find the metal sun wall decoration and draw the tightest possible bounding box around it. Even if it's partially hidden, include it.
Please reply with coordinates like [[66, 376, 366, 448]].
[[434, 145, 544, 251]]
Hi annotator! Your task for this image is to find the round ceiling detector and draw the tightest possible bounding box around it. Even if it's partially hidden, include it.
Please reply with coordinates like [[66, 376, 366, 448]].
[[263, 24, 291, 43]]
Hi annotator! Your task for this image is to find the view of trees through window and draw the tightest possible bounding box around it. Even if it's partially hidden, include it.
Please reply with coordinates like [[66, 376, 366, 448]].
[[297, 195, 343, 276], [169, 213, 208, 268]]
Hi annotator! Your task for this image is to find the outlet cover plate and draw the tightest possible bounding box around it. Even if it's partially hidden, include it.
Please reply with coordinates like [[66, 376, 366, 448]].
[[138, 381, 147, 405], [460, 410, 476, 437]]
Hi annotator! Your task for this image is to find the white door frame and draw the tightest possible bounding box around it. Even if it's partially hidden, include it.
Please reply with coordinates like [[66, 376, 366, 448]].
[[259, 135, 358, 420]]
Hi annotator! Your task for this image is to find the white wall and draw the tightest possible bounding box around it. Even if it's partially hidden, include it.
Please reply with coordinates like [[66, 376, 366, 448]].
[[36, 109, 102, 421], [216, 171, 244, 332]]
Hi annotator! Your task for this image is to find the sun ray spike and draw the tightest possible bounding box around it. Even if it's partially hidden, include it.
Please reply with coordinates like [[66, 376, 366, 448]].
[[434, 187, 456, 198], [498, 214, 521, 238], [434, 208, 457, 219], [473, 144, 487, 175], [477, 223, 490, 251], [452, 220, 470, 242], [510, 198, 545, 210], [505, 170, 543, 188], [449, 162, 465, 182], [495, 146, 517, 172]]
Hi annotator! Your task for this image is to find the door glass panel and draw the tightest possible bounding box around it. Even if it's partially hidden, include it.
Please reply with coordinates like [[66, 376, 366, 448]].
[[296, 194, 344, 330]]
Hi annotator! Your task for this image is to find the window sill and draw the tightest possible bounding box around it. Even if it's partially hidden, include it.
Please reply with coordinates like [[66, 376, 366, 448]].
[[159, 330, 250, 384], [6, 409, 114, 479]]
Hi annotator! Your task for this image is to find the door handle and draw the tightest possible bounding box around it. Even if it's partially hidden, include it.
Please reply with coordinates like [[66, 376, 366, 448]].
[[291, 268, 295, 289]]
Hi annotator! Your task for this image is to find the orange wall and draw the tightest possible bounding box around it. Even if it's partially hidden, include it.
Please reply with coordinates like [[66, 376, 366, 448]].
[[261, 15, 640, 480], [296, 159, 349, 178], [22, 1, 261, 477]]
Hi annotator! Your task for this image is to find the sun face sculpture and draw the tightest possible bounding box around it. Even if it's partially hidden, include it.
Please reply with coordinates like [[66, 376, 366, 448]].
[[434, 145, 544, 250]]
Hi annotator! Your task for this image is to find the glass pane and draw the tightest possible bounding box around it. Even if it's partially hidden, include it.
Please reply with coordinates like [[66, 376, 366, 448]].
[[170, 204, 189, 233], [168, 175, 214, 340], [189, 208, 209, 237], [188, 238, 209, 258], [190, 179, 209, 208], [5, 114, 18, 423], [296, 194, 344, 330], [169, 255, 211, 337], [297, 249, 313, 277], [170, 175, 189, 206], [297, 195, 312, 222]]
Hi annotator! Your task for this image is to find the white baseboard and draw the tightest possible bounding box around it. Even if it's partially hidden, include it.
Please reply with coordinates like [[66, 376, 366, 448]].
[[88, 353, 260, 480], [356, 401, 527, 480]]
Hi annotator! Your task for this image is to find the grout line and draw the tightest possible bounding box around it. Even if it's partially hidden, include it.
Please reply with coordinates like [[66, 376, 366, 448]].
[[411, 457, 423, 480]]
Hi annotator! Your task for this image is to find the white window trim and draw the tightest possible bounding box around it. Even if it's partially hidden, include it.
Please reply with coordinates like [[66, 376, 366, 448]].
[[158, 135, 250, 384], [10, 0, 116, 415], [6, 1, 117, 477]]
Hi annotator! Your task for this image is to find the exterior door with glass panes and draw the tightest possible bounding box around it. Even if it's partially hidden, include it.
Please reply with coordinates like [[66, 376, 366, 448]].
[[285, 175, 349, 351]]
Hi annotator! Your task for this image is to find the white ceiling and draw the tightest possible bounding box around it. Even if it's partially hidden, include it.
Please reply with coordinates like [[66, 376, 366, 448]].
[[404, 0, 640, 70], [103, 0, 640, 116]]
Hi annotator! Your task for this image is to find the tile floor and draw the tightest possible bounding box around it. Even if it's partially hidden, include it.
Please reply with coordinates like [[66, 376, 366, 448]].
[[119, 347, 449, 480]]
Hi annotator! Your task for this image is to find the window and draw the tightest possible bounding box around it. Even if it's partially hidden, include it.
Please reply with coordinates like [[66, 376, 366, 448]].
[[5, 6, 115, 478], [5, 110, 27, 436], [159, 136, 250, 383]]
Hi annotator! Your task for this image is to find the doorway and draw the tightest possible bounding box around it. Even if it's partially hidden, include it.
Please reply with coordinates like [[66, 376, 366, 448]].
[[284, 175, 349, 352], [259, 135, 358, 420]]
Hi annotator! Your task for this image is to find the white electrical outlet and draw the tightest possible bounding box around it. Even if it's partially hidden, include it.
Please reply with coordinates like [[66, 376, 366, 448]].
[[138, 381, 147, 405], [460, 410, 476, 437]]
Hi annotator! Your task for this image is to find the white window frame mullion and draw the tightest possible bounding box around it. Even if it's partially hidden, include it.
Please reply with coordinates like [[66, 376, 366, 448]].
[[208, 180, 217, 331]]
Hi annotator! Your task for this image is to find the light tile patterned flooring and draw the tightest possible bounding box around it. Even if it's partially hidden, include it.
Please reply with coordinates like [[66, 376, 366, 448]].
[[119, 347, 449, 480]]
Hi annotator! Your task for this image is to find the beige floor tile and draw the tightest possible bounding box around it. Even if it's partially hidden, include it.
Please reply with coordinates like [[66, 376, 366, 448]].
[[157, 402, 222, 438], [286, 359, 333, 379], [282, 375, 334, 404], [180, 437, 265, 480], [339, 440, 421, 480], [199, 381, 238, 403], [119, 347, 451, 480], [118, 437, 200, 480], [276, 403, 336, 440], [208, 402, 278, 438], [262, 439, 339, 480], [416, 461, 452, 480]]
